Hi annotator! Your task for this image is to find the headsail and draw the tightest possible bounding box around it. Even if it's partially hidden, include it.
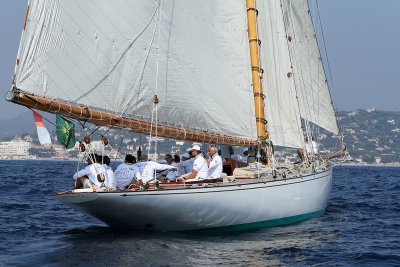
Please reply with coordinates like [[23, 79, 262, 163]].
[[257, 0, 304, 148], [281, 0, 339, 135], [256, 0, 338, 148], [13, 0, 257, 142]]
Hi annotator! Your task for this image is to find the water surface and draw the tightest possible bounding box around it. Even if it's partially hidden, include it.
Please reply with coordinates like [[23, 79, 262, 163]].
[[0, 161, 399, 266]]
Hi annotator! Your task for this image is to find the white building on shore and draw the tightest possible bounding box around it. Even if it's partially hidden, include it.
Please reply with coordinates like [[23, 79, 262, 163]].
[[0, 139, 33, 159]]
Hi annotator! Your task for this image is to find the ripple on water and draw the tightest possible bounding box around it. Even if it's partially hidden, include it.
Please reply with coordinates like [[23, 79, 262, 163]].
[[0, 163, 399, 266]]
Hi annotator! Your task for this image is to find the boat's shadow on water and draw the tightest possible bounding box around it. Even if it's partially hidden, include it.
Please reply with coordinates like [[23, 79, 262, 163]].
[[52, 219, 328, 266], [56, 226, 265, 266]]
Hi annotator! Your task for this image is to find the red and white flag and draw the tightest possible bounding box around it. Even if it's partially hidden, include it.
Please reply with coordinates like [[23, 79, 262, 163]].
[[32, 111, 52, 145]]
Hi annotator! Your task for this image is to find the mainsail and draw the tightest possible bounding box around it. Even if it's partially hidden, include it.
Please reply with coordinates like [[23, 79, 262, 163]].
[[10, 0, 338, 148], [13, 0, 257, 144]]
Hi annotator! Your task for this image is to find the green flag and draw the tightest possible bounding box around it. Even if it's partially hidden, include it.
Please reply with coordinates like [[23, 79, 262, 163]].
[[56, 114, 76, 149]]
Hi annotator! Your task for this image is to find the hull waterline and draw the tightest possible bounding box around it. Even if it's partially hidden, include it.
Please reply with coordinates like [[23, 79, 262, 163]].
[[54, 169, 332, 232]]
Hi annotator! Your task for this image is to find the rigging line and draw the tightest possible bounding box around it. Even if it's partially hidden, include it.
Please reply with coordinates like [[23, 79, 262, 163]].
[[287, 1, 312, 145], [305, 15, 317, 128], [270, 1, 285, 145], [155, 0, 162, 98], [14, 0, 31, 78], [73, 1, 161, 103], [76, 119, 87, 130], [308, 13, 324, 143], [146, 104, 155, 158], [28, 108, 56, 127], [77, 149, 88, 175], [115, 129, 127, 163], [86, 146, 104, 180], [27, 93, 92, 130], [283, 0, 312, 125], [107, 143, 132, 169], [303, 2, 318, 139], [89, 125, 102, 136], [153, 0, 163, 182], [305, 2, 321, 128], [253, 0, 266, 177], [122, 1, 162, 116], [260, 1, 293, 148], [279, 0, 306, 148], [146, 0, 162, 168], [100, 124, 115, 136], [153, 105, 159, 183], [315, 0, 341, 132]]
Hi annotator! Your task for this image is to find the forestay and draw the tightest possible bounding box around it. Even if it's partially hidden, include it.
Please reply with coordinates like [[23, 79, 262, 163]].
[[14, 0, 257, 140]]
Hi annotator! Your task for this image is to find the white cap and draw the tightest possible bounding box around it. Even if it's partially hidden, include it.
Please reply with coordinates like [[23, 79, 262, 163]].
[[182, 153, 190, 159], [242, 147, 248, 153], [188, 145, 201, 151]]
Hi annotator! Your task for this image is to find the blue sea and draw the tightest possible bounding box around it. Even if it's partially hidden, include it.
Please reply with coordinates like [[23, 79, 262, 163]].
[[0, 160, 399, 266]]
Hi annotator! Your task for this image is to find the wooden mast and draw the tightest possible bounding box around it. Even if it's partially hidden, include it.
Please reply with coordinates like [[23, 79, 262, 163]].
[[7, 90, 257, 147], [246, 0, 268, 141]]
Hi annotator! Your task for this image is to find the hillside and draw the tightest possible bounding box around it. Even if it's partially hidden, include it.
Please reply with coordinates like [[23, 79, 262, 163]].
[[0, 109, 399, 163], [335, 109, 400, 163]]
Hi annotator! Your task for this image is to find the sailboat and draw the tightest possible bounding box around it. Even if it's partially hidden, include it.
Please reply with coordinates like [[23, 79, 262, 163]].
[[5, 0, 342, 232]]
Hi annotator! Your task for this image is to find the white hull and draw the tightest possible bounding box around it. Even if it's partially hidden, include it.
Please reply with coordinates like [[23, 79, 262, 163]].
[[54, 168, 332, 232]]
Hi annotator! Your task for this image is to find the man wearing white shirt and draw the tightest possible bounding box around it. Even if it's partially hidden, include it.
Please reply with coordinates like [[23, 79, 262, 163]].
[[207, 146, 223, 179], [135, 160, 177, 184], [114, 154, 142, 189], [241, 147, 249, 164], [305, 140, 318, 155], [183, 145, 208, 181], [102, 155, 116, 189], [164, 154, 181, 181], [73, 154, 106, 189], [179, 153, 194, 175], [305, 138, 319, 162]]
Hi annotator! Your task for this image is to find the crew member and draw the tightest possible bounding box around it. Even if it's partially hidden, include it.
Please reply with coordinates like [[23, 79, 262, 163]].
[[114, 154, 142, 189], [183, 145, 208, 181], [73, 153, 106, 189], [207, 146, 223, 180]]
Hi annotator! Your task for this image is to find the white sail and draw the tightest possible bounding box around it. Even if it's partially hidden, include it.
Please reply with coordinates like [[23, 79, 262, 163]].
[[14, 0, 257, 140], [257, 0, 304, 148], [281, 0, 339, 135]]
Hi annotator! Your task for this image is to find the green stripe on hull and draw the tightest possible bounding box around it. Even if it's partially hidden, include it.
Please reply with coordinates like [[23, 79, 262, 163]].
[[184, 210, 325, 235]]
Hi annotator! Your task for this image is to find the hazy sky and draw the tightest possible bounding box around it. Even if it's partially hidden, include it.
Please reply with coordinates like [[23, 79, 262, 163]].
[[0, 0, 399, 120]]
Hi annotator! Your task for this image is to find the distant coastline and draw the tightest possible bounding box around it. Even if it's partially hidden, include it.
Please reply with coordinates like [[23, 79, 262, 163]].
[[0, 158, 399, 168], [336, 162, 400, 167], [0, 157, 79, 162], [1, 109, 399, 164]]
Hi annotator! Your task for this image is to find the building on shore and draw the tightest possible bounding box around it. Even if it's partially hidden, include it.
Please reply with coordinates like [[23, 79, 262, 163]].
[[0, 138, 35, 159]]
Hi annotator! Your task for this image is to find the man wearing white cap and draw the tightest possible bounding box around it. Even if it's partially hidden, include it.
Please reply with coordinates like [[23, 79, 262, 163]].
[[183, 145, 208, 181], [179, 152, 194, 175]]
